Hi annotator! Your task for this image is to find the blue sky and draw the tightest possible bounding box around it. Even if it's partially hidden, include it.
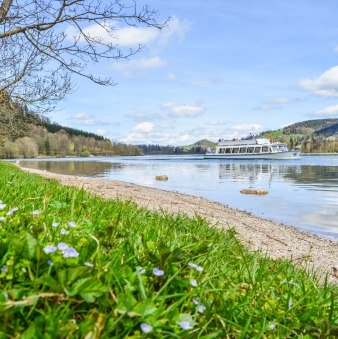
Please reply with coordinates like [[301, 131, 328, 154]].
[[50, 0, 338, 145]]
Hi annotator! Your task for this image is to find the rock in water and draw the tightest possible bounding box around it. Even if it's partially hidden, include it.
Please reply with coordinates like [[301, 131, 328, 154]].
[[155, 175, 168, 181], [240, 189, 268, 195]]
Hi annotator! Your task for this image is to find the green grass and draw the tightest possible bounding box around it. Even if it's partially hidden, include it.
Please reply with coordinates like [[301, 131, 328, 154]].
[[0, 161, 337, 338]]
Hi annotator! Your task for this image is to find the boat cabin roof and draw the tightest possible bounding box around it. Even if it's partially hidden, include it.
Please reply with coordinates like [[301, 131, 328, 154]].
[[218, 138, 271, 146]]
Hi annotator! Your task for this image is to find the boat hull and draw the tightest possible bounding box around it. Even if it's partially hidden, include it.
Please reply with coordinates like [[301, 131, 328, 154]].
[[203, 151, 300, 160]]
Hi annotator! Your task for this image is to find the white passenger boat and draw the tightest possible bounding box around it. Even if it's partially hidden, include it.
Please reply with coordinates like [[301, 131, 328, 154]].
[[204, 138, 300, 160]]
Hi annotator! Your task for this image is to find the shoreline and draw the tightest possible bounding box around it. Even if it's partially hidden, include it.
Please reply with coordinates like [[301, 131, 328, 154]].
[[20, 166, 338, 282]]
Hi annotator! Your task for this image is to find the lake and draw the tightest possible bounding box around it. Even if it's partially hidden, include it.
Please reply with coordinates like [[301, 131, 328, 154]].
[[19, 155, 338, 240]]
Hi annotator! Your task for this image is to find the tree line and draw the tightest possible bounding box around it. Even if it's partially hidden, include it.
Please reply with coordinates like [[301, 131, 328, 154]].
[[0, 125, 142, 159], [137, 144, 206, 155]]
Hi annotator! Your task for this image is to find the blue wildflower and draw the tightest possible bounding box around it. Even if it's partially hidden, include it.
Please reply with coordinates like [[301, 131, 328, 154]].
[[153, 268, 164, 276], [44, 245, 57, 254]]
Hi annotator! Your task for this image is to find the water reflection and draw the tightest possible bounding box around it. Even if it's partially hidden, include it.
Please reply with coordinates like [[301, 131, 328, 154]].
[[285, 165, 338, 186], [218, 163, 338, 188], [218, 163, 293, 180], [21, 160, 113, 177]]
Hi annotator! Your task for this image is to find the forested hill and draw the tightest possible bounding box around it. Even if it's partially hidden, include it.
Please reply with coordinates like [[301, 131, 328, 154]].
[[0, 101, 141, 158], [313, 122, 338, 137], [0, 100, 105, 141], [262, 118, 338, 153], [41, 122, 105, 141], [282, 118, 338, 136]]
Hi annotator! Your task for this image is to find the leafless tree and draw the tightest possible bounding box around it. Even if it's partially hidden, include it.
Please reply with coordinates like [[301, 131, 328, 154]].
[[0, 0, 165, 111]]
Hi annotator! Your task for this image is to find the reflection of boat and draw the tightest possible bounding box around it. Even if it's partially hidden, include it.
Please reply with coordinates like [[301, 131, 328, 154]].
[[218, 163, 297, 182], [204, 138, 300, 160]]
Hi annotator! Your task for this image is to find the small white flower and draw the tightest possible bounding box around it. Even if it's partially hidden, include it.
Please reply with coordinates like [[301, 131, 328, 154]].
[[188, 262, 203, 272], [190, 279, 198, 287], [153, 268, 164, 276], [288, 299, 293, 309], [179, 321, 193, 330], [1, 265, 7, 272], [6, 207, 18, 216], [268, 323, 276, 330], [33, 210, 40, 215], [52, 222, 60, 227], [44, 245, 57, 254], [192, 298, 199, 305], [7, 181, 12, 185], [140, 323, 153, 334], [198, 303, 206, 313], [68, 221, 76, 228], [0, 217, 6, 222], [84, 262, 94, 267], [62, 247, 79, 258], [60, 228, 68, 235], [0, 203, 6, 210], [57, 242, 69, 251]]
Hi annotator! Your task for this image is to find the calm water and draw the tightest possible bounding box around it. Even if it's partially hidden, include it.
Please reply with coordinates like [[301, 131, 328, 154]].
[[20, 155, 338, 240]]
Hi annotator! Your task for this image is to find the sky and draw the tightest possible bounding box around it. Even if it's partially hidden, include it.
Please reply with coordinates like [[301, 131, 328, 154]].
[[49, 0, 338, 145]]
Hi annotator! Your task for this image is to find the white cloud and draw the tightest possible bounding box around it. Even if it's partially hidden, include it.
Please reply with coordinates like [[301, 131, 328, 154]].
[[96, 128, 106, 136], [122, 130, 194, 145], [113, 56, 166, 70], [66, 16, 188, 48], [299, 66, 338, 97], [231, 124, 262, 132], [160, 16, 190, 44], [255, 97, 290, 111], [165, 73, 177, 82], [66, 24, 159, 47], [163, 102, 205, 118], [71, 112, 98, 126], [132, 122, 154, 133], [312, 104, 338, 117], [121, 121, 265, 146]]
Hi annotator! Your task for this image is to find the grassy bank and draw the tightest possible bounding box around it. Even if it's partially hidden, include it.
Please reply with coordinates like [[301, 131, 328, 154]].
[[0, 161, 337, 337]]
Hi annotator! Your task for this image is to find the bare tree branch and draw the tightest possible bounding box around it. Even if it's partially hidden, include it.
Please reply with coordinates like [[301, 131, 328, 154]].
[[0, 0, 167, 111]]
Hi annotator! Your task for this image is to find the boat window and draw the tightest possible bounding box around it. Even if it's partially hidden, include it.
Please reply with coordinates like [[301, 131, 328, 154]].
[[272, 146, 278, 152], [254, 147, 261, 153], [278, 146, 284, 151], [219, 148, 225, 154], [225, 148, 232, 153], [232, 148, 239, 153], [247, 147, 254, 153], [262, 146, 269, 152], [239, 147, 247, 153]]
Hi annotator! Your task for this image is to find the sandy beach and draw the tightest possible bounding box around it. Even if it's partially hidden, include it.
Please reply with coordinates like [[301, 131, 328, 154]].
[[21, 166, 338, 283]]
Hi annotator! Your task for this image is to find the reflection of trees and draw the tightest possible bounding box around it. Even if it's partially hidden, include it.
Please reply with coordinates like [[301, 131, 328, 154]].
[[285, 166, 338, 185], [21, 161, 113, 176]]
